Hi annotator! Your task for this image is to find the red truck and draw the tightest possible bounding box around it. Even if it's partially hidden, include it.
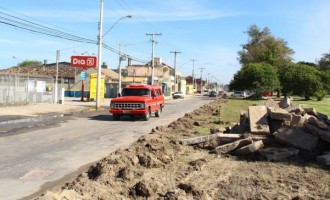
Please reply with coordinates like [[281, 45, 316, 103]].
[[109, 84, 165, 121]]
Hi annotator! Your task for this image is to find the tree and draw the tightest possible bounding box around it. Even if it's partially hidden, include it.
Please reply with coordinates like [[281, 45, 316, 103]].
[[238, 24, 294, 68], [19, 60, 42, 68], [229, 63, 280, 99], [279, 64, 324, 100], [318, 50, 330, 71]]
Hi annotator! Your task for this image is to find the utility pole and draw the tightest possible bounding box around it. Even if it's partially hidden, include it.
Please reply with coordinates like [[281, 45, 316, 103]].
[[118, 43, 124, 96], [55, 50, 60, 104], [190, 59, 197, 92], [170, 51, 181, 92], [96, 0, 104, 109], [199, 67, 205, 93], [146, 33, 161, 85]]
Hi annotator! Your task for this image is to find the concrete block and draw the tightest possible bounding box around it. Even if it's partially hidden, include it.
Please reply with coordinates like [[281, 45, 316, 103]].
[[264, 98, 279, 109], [306, 115, 328, 130], [317, 152, 330, 166], [249, 105, 270, 134], [259, 147, 299, 161], [285, 104, 304, 115], [318, 130, 330, 143], [267, 107, 292, 121], [215, 138, 252, 154], [235, 140, 264, 155], [274, 127, 318, 151], [304, 107, 317, 117], [269, 119, 286, 134], [290, 114, 305, 127], [278, 97, 291, 109], [303, 122, 319, 136]]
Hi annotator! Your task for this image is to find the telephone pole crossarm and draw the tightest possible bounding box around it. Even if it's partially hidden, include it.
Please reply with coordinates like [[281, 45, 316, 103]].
[[146, 33, 162, 85]]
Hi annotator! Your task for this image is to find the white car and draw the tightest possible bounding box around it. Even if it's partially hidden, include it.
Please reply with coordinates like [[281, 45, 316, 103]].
[[232, 91, 247, 97], [172, 91, 184, 99]]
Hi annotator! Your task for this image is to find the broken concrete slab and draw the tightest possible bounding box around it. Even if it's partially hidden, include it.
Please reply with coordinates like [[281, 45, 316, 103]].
[[269, 119, 286, 134], [215, 138, 252, 154], [318, 130, 330, 143], [181, 133, 222, 145], [259, 147, 299, 161], [235, 140, 264, 155], [249, 105, 270, 134], [285, 104, 304, 115], [317, 152, 330, 166], [306, 115, 328, 130], [304, 107, 317, 117], [303, 122, 320, 136], [274, 127, 318, 151], [264, 98, 279, 109], [279, 96, 291, 109], [290, 114, 305, 128], [267, 107, 292, 121]]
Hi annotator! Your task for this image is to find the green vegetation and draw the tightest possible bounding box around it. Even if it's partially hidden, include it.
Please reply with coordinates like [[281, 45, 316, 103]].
[[220, 98, 330, 124], [294, 97, 330, 117], [220, 99, 264, 123], [230, 24, 330, 101], [19, 60, 42, 67]]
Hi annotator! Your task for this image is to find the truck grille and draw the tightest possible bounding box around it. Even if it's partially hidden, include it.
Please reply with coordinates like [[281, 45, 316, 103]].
[[113, 102, 143, 109]]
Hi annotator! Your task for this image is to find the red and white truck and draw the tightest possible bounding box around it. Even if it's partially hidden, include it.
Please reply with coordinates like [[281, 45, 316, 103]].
[[109, 84, 165, 121]]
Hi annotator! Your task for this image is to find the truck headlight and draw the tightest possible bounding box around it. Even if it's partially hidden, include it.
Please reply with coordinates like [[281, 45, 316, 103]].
[[110, 102, 115, 109], [140, 103, 146, 109]]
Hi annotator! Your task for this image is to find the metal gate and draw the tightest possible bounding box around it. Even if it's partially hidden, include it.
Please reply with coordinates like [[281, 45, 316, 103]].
[[0, 73, 61, 106]]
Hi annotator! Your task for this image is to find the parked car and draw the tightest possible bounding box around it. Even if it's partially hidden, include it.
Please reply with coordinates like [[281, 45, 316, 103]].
[[172, 91, 184, 99], [231, 91, 247, 98], [202, 90, 210, 96], [209, 91, 217, 97]]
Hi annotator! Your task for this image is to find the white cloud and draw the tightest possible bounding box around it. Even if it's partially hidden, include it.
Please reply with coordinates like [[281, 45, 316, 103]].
[[0, 39, 19, 45]]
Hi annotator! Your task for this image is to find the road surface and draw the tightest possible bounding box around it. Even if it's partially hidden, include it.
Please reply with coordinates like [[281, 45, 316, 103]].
[[0, 95, 213, 200]]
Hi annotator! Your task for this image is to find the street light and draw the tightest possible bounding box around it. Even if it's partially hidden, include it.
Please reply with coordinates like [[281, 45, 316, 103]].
[[96, 0, 131, 109], [13, 56, 19, 73], [103, 15, 132, 37]]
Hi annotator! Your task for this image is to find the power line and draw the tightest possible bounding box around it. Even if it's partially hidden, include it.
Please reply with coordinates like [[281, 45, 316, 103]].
[[0, 8, 147, 63]]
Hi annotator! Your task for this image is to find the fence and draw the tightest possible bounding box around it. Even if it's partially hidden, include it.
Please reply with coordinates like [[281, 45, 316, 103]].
[[0, 73, 62, 106]]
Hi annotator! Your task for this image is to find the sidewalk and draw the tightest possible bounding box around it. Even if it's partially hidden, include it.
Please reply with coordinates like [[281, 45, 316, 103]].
[[0, 97, 111, 118]]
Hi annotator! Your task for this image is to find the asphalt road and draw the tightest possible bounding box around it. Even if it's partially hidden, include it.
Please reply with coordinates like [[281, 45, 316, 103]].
[[0, 95, 213, 200]]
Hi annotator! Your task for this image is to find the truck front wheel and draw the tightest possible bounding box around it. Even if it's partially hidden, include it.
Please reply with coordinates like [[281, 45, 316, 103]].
[[155, 106, 162, 117], [143, 108, 151, 121]]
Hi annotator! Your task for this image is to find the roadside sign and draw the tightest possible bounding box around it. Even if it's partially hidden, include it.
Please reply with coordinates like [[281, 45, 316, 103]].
[[70, 56, 97, 68], [80, 71, 86, 80]]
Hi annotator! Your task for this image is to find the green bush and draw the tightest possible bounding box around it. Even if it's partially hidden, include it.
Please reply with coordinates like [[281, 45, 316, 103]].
[[314, 90, 326, 101]]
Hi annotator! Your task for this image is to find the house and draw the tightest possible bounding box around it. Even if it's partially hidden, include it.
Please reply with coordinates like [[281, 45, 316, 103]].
[[126, 57, 186, 96]]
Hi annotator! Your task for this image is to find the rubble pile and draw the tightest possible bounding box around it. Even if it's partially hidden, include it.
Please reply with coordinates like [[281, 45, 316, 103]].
[[182, 97, 330, 166]]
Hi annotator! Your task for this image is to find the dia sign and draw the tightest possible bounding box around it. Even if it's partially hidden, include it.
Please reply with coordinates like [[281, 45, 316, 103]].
[[70, 56, 97, 68]]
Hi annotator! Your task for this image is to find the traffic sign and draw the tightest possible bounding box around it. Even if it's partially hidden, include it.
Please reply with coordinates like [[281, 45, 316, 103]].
[[80, 72, 86, 80], [71, 56, 97, 68]]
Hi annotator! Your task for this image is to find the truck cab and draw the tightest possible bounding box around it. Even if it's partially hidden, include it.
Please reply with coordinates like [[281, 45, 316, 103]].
[[109, 84, 164, 121]]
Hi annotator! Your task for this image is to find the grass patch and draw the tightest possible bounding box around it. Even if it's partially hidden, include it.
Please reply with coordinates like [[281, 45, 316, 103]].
[[294, 97, 330, 118], [220, 99, 264, 123], [220, 97, 330, 123]]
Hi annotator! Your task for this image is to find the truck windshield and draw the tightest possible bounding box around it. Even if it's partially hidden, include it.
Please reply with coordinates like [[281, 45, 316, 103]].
[[122, 88, 150, 96]]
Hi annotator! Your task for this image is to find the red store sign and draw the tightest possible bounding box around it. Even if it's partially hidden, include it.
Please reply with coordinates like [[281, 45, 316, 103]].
[[70, 56, 97, 68]]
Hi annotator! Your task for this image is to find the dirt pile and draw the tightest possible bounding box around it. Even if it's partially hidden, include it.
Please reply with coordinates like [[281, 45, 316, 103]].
[[36, 99, 330, 200]]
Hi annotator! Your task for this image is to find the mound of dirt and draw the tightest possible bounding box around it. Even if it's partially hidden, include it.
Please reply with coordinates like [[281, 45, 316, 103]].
[[36, 99, 330, 200]]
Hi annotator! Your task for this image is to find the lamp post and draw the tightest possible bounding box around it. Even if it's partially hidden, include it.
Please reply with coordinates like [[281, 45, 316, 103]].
[[13, 56, 19, 73], [103, 15, 132, 37], [96, 3, 132, 108]]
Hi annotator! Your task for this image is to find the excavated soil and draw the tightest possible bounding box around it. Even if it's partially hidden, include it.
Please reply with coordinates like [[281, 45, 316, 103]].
[[36, 99, 330, 200]]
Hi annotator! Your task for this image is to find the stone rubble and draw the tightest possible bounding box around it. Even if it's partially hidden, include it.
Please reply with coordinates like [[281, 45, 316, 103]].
[[182, 97, 330, 166]]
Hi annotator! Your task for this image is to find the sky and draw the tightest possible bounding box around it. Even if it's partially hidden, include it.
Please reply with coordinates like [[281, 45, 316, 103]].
[[1, 0, 330, 84]]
